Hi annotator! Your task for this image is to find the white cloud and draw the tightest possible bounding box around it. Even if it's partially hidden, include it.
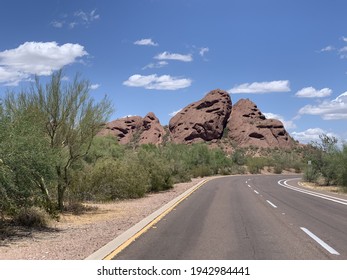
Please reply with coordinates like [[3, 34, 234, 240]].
[[199, 47, 209, 57], [134, 38, 158, 46], [169, 108, 182, 117], [338, 46, 347, 58], [142, 61, 168, 70], [90, 84, 100, 90], [123, 74, 192, 90], [342, 36, 347, 42], [0, 41, 88, 85], [228, 80, 290, 94], [319, 45, 335, 52], [295, 87, 332, 98], [298, 92, 347, 120], [74, 9, 99, 24], [291, 128, 338, 144], [263, 112, 296, 130], [51, 20, 64, 28], [154, 51, 192, 62], [0, 67, 29, 85], [51, 9, 99, 29]]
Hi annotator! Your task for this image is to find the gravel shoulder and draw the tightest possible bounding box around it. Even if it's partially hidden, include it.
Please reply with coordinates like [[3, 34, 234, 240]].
[[0, 178, 204, 260]]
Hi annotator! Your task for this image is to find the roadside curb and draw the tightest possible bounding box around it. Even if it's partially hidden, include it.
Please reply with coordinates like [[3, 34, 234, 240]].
[[85, 178, 209, 260]]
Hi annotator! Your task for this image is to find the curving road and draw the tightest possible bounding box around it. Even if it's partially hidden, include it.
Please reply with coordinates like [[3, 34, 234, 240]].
[[113, 175, 347, 260]]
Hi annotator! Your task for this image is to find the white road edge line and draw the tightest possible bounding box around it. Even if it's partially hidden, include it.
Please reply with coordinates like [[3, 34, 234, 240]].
[[300, 227, 340, 255], [266, 200, 277, 208], [254, 190, 259, 194], [278, 179, 347, 206]]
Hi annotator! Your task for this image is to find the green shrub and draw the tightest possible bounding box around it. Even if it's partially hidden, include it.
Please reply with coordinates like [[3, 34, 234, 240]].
[[246, 157, 268, 174], [191, 165, 213, 178], [137, 146, 173, 192], [90, 158, 150, 200]]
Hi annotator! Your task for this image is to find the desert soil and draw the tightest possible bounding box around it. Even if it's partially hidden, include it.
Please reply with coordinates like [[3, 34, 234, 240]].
[[0, 178, 204, 260]]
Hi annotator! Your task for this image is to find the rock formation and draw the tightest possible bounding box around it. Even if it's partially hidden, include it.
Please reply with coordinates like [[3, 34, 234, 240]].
[[98, 112, 165, 145], [227, 99, 294, 148], [169, 89, 232, 143], [138, 112, 166, 145], [98, 89, 296, 149]]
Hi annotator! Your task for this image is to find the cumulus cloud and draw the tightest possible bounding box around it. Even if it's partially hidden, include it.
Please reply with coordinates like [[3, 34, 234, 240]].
[[123, 74, 192, 90], [263, 112, 296, 130], [298, 92, 347, 120], [134, 38, 158, 46], [154, 51, 193, 62], [291, 128, 338, 144], [228, 80, 290, 94], [295, 87, 332, 98], [0, 41, 88, 85]]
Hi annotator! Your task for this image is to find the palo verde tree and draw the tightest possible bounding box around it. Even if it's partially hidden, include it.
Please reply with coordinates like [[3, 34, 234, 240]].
[[0, 99, 56, 216], [4, 70, 113, 211]]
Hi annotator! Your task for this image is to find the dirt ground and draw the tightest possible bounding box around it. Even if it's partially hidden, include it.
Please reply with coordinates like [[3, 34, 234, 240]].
[[0, 178, 204, 260]]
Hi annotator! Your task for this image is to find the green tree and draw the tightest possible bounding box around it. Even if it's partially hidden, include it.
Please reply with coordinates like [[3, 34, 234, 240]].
[[3, 70, 113, 210], [0, 103, 56, 216]]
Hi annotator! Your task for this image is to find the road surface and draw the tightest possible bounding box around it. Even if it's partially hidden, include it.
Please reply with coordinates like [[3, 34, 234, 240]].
[[113, 175, 347, 259]]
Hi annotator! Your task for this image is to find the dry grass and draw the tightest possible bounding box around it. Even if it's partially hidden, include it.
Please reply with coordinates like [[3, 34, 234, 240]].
[[299, 181, 346, 195]]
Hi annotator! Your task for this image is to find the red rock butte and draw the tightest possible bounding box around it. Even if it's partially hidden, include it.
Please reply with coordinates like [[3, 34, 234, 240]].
[[98, 89, 296, 149]]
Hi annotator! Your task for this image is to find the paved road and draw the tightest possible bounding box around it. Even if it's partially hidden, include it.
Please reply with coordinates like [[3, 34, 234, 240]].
[[114, 175, 347, 259]]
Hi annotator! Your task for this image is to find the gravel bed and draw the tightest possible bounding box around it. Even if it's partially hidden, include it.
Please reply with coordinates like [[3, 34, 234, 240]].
[[0, 178, 204, 260]]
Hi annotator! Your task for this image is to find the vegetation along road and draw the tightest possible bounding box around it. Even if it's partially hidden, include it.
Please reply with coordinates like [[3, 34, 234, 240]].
[[109, 175, 347, 260]]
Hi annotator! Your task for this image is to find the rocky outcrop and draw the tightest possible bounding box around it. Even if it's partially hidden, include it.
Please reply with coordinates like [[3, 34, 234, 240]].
[[138, 112, 166, 145], [227, 99, 294, 148], [98, 112, 165, 145], [169, 89, 232, 143], [98, 89, 297, 149]]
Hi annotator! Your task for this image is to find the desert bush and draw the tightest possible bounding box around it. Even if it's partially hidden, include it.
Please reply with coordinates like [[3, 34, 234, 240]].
[[232, 148, 246, 165], [246, 157, 268, 174], [63, 201, 97, 215], [14, 207, 50, 228], [84, 136, 125, 164], [88, 157, 150, 200], [137, 145, 173, 192], [336, 144, 347, 189]]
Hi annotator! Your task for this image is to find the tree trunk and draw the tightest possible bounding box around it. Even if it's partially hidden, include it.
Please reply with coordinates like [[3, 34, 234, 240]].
[[56, 166, 65, 211], [57, 182, 65, 211], [34, 174, 54, 213]]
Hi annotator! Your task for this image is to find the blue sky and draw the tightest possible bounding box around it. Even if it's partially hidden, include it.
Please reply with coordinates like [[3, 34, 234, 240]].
[[1, 0, 347, 144]]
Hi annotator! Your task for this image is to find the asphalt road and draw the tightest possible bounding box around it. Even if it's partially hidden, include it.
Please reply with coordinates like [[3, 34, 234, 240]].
[[114, 175, 347, 260]]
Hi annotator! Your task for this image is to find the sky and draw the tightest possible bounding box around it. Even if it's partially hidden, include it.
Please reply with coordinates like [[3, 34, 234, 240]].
[[1, 0, 347, 144]]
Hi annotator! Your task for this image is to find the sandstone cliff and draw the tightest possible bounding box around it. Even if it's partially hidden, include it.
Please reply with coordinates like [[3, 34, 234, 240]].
[[169, 89, 232, 143], [98, 112, 165, 145], [227, 99, 294, 148]]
